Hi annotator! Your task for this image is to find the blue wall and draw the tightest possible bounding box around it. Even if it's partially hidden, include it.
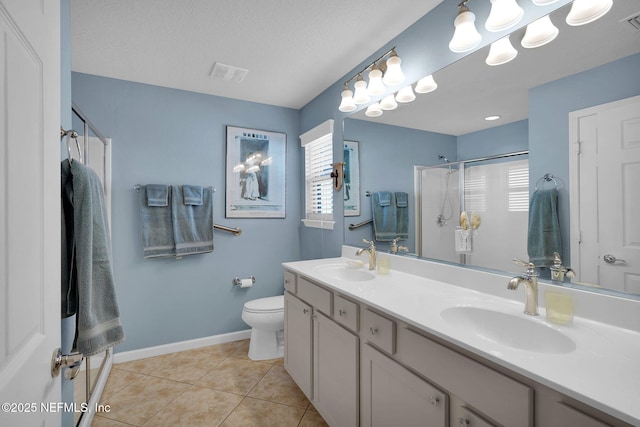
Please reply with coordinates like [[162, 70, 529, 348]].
[[72, 73, 301, 353], [458, 120, 529, 160], [529, 53, 640, 266]]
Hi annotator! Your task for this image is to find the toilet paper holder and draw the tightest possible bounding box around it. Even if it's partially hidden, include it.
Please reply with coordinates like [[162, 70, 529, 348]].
[[233, 276, 256, 286]]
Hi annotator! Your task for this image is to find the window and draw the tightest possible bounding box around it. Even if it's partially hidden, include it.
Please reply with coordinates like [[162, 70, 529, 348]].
[[300, 120, 334, 229], [508, 165, 529, 212]]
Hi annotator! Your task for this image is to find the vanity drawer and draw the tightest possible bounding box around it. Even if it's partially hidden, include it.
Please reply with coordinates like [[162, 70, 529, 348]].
[[334, 294, 359, 332], [297, 277, 332, 315], [284, 270, 297, 294], [397, 327, 532, 427], [363, 309, 396, 355]]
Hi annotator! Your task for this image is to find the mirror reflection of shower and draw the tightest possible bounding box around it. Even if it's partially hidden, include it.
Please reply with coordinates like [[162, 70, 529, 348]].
[[416, 151, 529, 272], [436, 155, 454, 227]]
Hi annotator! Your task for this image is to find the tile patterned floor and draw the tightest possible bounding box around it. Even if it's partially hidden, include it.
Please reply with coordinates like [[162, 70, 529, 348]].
[[91, 340, 328, 427]]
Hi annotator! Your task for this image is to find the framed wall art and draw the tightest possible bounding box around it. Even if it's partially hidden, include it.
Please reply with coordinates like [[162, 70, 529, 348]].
[[226, 126, 286, 218]]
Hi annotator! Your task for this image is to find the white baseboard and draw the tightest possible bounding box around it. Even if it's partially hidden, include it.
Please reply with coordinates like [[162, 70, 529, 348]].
[[112, 329, 252, 364]]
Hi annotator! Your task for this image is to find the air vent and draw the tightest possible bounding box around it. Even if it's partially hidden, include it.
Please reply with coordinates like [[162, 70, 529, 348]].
[[210, 62, 249, 83], [620, 11, 640, 32]]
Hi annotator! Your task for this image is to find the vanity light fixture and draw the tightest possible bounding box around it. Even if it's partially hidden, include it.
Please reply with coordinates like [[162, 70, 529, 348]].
[[566, 0, 613, 26], [382, 51, 406, 86], [449, 1, 483, 53], [338, 83, 357, 112], [521, 15, 559, 48], [365, 102, 383, 117], [486, 35, 518, 65], [395, 85, 416, 103], [532, 0, 560, 5], [337, 47, 405, 112], [415, 74, 438, 94], [353, 74, 371, 105], [485, 0, 524, 32], [367, 65, 387, 96], [380, 94, 398, 110]]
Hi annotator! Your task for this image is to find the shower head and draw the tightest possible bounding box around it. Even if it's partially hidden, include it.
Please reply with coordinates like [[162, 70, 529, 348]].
[[438, 155, 449, 163]]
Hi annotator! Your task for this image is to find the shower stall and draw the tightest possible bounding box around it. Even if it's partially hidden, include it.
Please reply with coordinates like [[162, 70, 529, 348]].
[[415, 152, 529, 273]]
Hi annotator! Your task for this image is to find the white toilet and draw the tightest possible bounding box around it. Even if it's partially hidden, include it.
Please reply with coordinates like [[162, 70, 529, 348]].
[[241, 295, 285, 360]]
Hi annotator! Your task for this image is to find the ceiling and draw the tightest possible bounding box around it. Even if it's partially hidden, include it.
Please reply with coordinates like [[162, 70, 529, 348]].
[[351, 0, 640, 135], [70, 0, 444, 110]]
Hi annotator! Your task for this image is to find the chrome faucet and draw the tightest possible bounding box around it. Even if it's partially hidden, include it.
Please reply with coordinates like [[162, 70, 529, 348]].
[[508, 258, 539, 316], [390, 238, 409, 254], [356, 239, 377, 270]]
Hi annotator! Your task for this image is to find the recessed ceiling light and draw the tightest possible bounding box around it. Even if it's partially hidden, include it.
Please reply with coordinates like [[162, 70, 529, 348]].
[[485, 115, 502, 121]]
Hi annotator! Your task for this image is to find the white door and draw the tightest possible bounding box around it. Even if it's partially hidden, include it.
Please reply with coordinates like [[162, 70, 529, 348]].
[[570, 95, 640, 293], [0, 1, 61, 427]]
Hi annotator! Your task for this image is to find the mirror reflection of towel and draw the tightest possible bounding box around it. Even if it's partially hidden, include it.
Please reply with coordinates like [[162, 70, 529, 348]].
[[527, 188, 561, 267], [371, 192, 409, 241]]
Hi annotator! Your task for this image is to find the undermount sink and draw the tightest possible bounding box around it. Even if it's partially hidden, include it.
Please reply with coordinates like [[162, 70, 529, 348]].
[[441, 306, 576, 354], [314, 264, 375, 282]]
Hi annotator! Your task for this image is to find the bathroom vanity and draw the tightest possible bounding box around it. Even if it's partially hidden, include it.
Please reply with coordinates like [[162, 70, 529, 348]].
[[283, 247, 640, 427]]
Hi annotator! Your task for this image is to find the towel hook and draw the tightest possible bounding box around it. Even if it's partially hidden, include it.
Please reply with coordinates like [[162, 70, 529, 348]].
[[62, 128, 82, 164]]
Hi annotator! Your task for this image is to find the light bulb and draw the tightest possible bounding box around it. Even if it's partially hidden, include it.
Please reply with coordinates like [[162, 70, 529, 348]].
[[367, 66, 386, 96], [566, 0, 612, 26], [485, 0, 524, 32], [365, 102, 383, 117], [382, 52, 405, 86], [338, 84, 356, 112], [353, 75, 370, 105], [395, 85, 416, 103], [415, 74, 438, 94], [521, 15, 559, 48], [532, 0, 559, 5], [380, 94, 398, 110], [486, 35, 518, 66], [449, 7, 482, 53]]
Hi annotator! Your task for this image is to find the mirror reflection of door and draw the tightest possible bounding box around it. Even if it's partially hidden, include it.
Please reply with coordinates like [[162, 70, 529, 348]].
[[570, 95, 640, 293]]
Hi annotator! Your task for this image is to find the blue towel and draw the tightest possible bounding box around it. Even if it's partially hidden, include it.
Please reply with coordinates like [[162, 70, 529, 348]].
[[146, 184, 169, 206], [62, 160, 125, 356], [139, 185, 176, 258], [372, 191, 396, 241], [183, 185, 203, 205], [378, 192, 391, 206], [171, 185, 214, 256], [395, 192, 409, 239], [527, 188, 562, 267]]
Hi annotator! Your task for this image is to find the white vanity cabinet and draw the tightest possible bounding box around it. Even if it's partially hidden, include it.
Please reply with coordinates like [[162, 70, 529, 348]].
[[283, 268, 634, 427], [284, 274, 359, 427], [284, 291, 312, 398], [361, 343, 448, 426]]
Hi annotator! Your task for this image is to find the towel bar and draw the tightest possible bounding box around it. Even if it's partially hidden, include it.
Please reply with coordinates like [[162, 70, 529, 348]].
[[134, 184, 241, 236], [214, 224, 242, 236], [349, 219, 373, 230]]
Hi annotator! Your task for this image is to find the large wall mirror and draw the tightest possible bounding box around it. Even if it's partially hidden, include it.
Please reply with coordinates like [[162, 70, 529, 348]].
[[343, 0, 640, 298]]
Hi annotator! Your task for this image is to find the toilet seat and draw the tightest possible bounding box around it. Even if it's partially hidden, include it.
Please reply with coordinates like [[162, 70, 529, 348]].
[[243, 295, 284, 314]]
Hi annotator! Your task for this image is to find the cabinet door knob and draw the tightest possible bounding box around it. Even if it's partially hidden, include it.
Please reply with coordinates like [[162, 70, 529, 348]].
[[429, 396, 440, 406], [338, 309, 345, 316], [370, 327, 378, 335], [303, 308, 309, 314], [458, 418, 470, 426]]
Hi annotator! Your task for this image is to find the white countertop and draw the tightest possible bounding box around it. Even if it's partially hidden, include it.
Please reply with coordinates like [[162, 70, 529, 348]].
[[283, 248, 640, 426]]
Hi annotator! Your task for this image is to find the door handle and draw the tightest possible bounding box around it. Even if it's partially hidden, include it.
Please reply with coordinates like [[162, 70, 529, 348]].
[[51, 348, 83, 378], [603, 254, 626, 264]]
